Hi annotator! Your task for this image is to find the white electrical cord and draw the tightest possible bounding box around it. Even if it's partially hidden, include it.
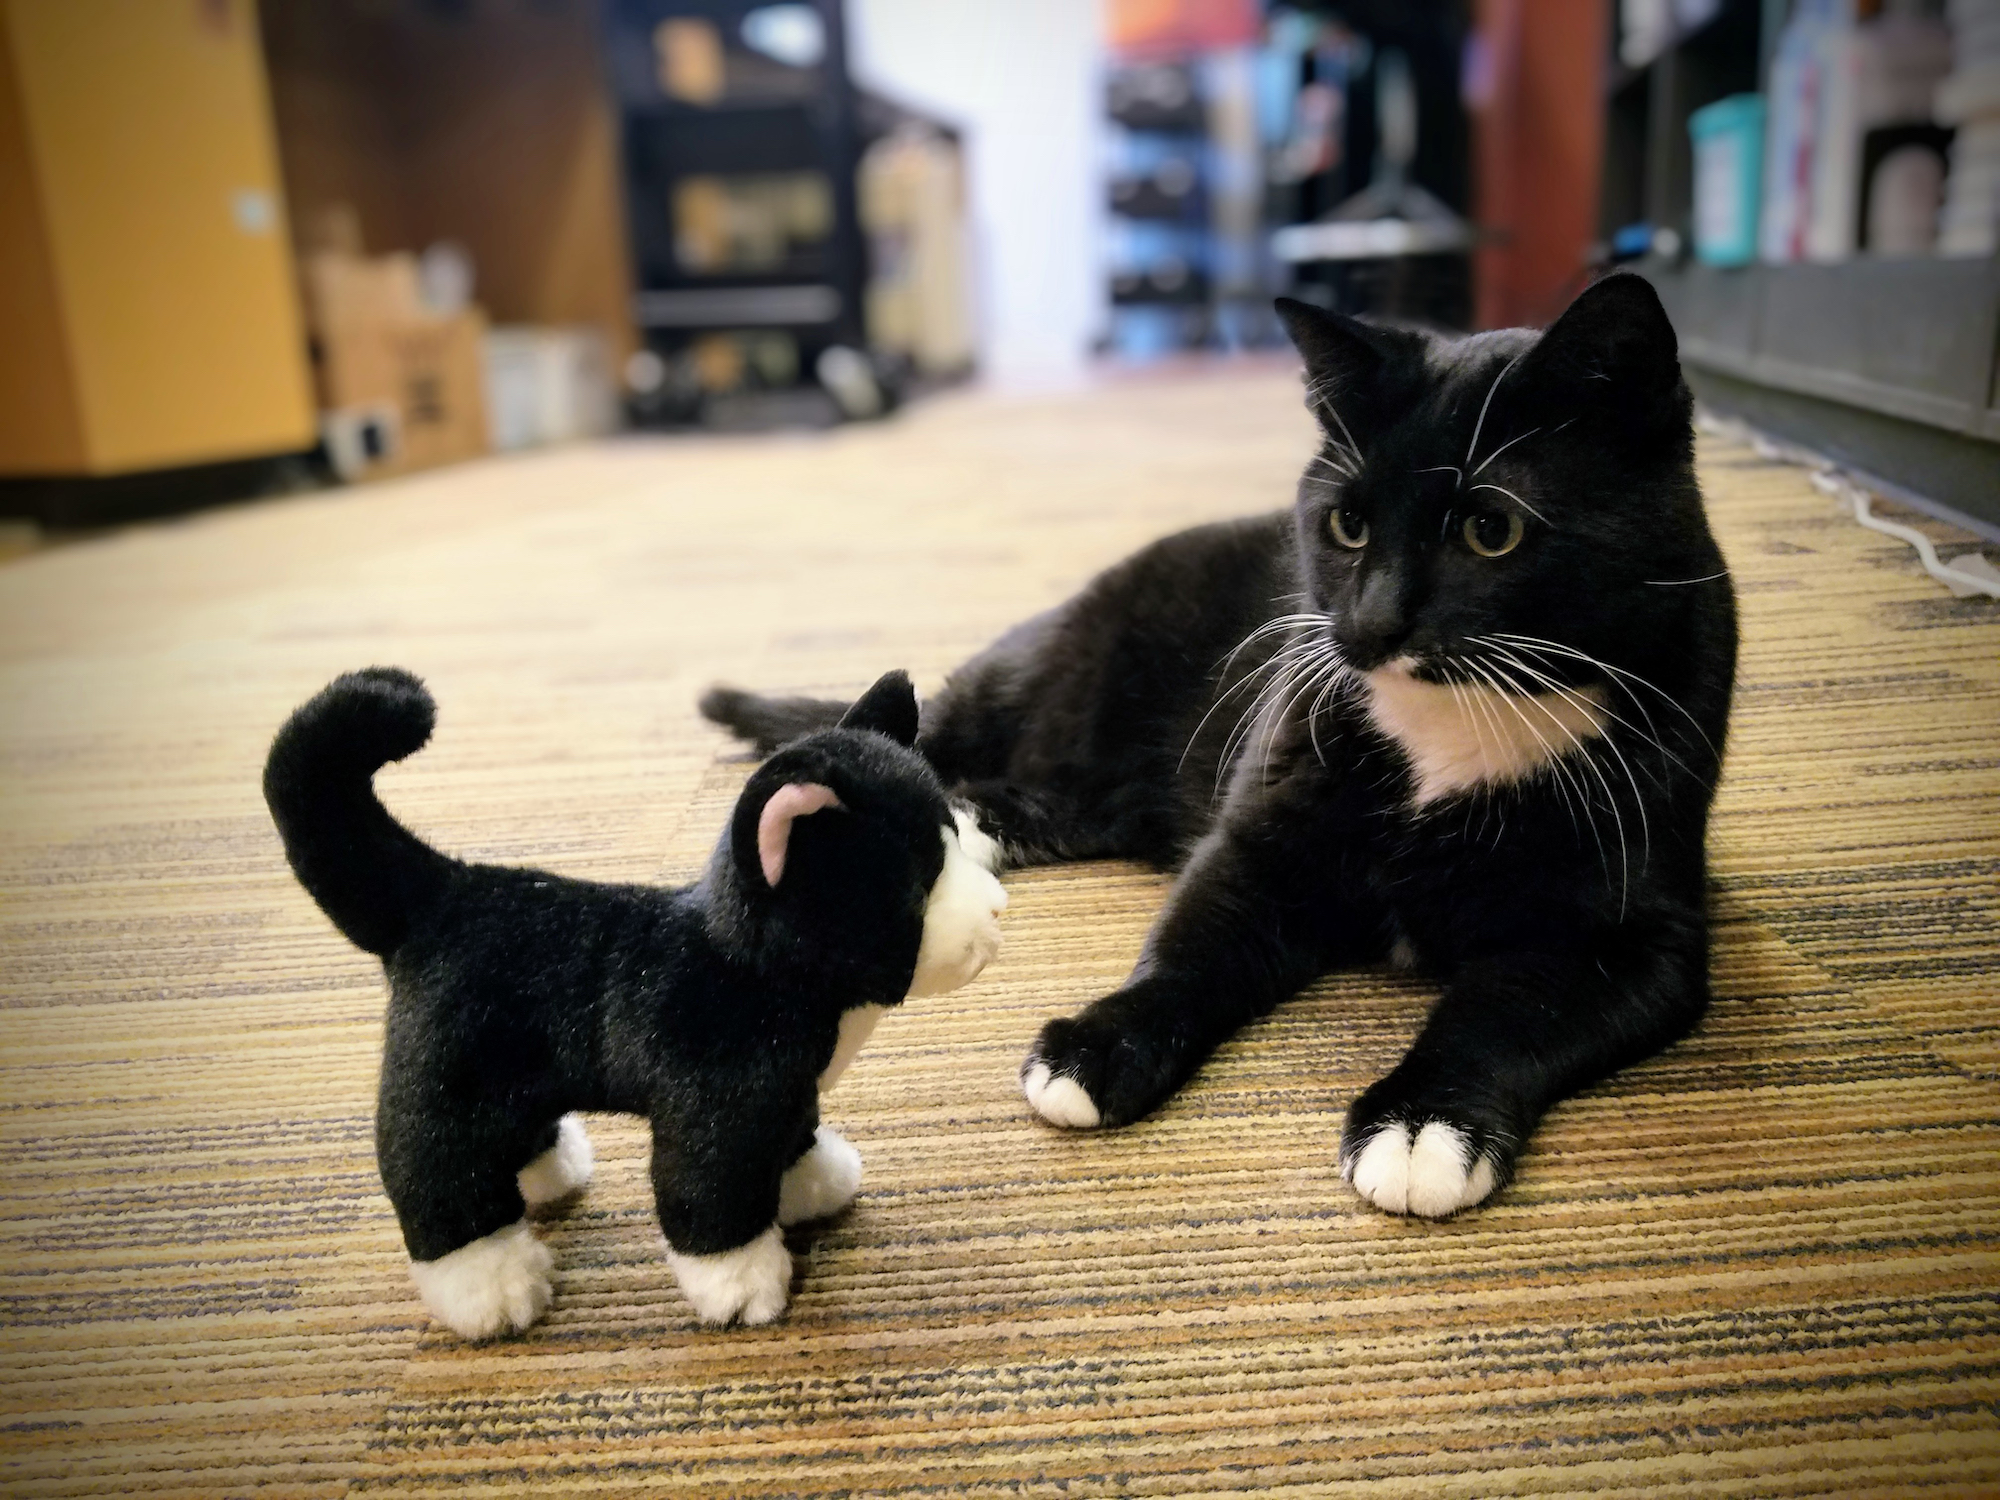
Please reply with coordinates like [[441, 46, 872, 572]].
[[1807, 470, 2000, 600], [1695, 408, 2000, 601]]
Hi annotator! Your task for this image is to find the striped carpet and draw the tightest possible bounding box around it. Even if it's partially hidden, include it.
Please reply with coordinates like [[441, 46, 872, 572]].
[[1, 369, 1995, 1497]]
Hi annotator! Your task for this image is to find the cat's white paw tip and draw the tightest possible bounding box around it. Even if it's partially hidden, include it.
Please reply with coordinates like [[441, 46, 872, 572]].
[[409, 1221, 554, 1341], [1348, 1121, 1497, 1218], [667, 1224, 791, 1327], [517, 1114, 594, 1210], [778, 1126, 863, 1226], [1022, 1061, 1102, 1129]]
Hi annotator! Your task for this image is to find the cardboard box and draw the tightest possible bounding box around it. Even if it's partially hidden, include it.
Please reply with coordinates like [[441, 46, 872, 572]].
[[303, 251, 490, 480]]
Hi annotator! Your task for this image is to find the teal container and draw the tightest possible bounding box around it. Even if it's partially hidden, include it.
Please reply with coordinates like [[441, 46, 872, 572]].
[[1688, 94, 1766, 268]]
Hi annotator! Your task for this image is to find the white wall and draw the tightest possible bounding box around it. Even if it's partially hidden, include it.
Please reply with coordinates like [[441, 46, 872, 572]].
[[848, 0, 1106, 387]]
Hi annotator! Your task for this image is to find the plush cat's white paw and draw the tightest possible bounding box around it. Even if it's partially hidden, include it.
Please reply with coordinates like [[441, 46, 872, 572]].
[[951, 805, 1003, 873], [517, 1114, 594, 1210], [408, 1220, 554, 1340], [907, 820, 1008, 997], [778, 1126, 863, 1226], [1022, 1061, 1102, 1129], [666, 1224, 791, 1327], [1346, 1121, 1499, 1218]]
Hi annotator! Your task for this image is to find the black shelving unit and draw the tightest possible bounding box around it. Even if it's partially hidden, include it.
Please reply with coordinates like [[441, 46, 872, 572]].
[[1606, 0, 2000, 536], [1601, 0, 1767, 244], [602, 0, 869, 419]]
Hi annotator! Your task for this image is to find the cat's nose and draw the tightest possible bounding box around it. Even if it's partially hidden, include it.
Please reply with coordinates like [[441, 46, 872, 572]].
[[1345, 570, 1412, 662]]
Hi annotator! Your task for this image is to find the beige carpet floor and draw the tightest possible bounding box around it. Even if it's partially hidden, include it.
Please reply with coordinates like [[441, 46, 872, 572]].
[[1, 370, 1996, 1497]]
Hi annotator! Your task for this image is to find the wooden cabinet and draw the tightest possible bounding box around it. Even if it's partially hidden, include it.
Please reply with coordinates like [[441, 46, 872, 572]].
[[0, 0, 316, 477]]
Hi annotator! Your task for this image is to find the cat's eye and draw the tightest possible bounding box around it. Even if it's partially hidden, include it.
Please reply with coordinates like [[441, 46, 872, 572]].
[[1463, 509, 1524, 558], [1328, 506, 1369, 549]]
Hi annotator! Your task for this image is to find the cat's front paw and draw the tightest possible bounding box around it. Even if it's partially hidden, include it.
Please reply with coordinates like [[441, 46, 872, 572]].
[[1021, 1006, 1178, 1130], [665, 1225, 792, 1326], [1342, 1120, 1502, 1217], [1021, 1057, 1102, 1128]]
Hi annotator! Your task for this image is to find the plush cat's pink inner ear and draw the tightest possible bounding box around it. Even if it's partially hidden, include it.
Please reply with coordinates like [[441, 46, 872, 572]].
[[757, 782, 843, 886]]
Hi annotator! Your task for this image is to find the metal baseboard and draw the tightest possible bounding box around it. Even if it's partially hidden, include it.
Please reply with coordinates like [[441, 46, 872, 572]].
[[1685, 366, 2000, 542]]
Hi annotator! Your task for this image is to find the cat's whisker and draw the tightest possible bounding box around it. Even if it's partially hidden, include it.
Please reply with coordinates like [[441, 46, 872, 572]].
[[1262, 650, 1351, 787], [1303, 383, 1366, 467], [1471, 638, 1685, 789], [1463, 352, 1526, 470], [1479, 658, 1633, 915], [1213, 613, 1330, 682], [1477, 647, 1653, 870], [1470, 425, 1541, 476], [1643, 572, 1730, 586], [1467, 482, 1550, 526], [1457, 653, 1597, 861], [1452, 654, 1589, 848], [1214, 640, 1324, 795], [1184, 627, 1328, 778], [1240, 651, 1321, 791], [1305, 454, 1357, 483], [1441, 668, 1506, 848], [1459, 656, 1617, 901], [1488, 632, 1718, 764], [1306, 663, 1352, 767], [1476, 634, 1690, 783]]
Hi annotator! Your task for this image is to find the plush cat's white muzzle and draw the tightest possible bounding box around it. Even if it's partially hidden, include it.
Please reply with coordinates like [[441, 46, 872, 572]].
[[907, 813, 1007, 996]]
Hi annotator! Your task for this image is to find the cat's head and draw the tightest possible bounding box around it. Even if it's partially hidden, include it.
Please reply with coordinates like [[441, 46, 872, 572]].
[[1275, 274, 1716, 691], [714, 670, 1006, 1004]]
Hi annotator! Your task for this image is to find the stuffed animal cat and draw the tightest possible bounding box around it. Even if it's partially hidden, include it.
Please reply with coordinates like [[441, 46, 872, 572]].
[[264, 666, 1006, 1339], [702, 274, 1738, 1221]]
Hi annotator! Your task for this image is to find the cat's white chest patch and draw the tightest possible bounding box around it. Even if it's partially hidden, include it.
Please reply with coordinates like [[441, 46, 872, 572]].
[[819, 1003, 885, 1093], [1363, 660, 1607, 807]]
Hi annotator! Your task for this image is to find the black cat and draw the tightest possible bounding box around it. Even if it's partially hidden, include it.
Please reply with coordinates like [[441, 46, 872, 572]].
[[266, 667, 1006, 1337], [705, 273, 1738, 1218]]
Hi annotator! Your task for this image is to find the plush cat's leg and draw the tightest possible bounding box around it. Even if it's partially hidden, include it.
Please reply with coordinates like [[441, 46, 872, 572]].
[[384, 1166, 554, 1340], [408, 1222, 555, 1340], [518, 1113, 594, 1213], [778, 1125, 863, 1225], [379, 1105, 556, 1340], [1023, 798, 1382, 1128], [650, 1101, 796, 1326], [1341, 929, 1709, 1218], [664, 1226, 792, 1326]]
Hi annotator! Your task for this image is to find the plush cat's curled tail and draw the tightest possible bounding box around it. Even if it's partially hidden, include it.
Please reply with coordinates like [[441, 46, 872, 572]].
[[264, 667, 456, 957], [699, 685, 852, 756]]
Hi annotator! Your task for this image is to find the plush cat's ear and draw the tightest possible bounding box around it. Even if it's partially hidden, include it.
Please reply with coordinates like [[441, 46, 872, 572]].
[[1274, 297, 1387, 441], [837, 669, 919, 747], [749, 781, 843, 887], [1516, 273, 1684, 440]]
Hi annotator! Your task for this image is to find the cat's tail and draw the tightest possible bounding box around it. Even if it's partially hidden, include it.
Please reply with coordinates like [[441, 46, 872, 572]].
[[263, 667, 457, 958], [698, 685, 852, 756]]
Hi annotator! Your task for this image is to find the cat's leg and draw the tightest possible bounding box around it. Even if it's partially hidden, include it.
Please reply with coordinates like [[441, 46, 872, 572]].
[[944, 779, 1110, 868], [1022, 807, 1383, 1128], [517, 1113, 595, 1214], [378, 1109, 555, 1341], [650, 1097, 800, 1326], [1342, 926, 1709, 1217]]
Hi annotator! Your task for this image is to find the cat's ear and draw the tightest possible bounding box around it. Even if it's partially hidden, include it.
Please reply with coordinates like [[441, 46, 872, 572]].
[[1516, 273, 1685, 441], [837, 669, 919, 747], [1274, 297, 1387, 439], [740, 780, 843, 887]]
